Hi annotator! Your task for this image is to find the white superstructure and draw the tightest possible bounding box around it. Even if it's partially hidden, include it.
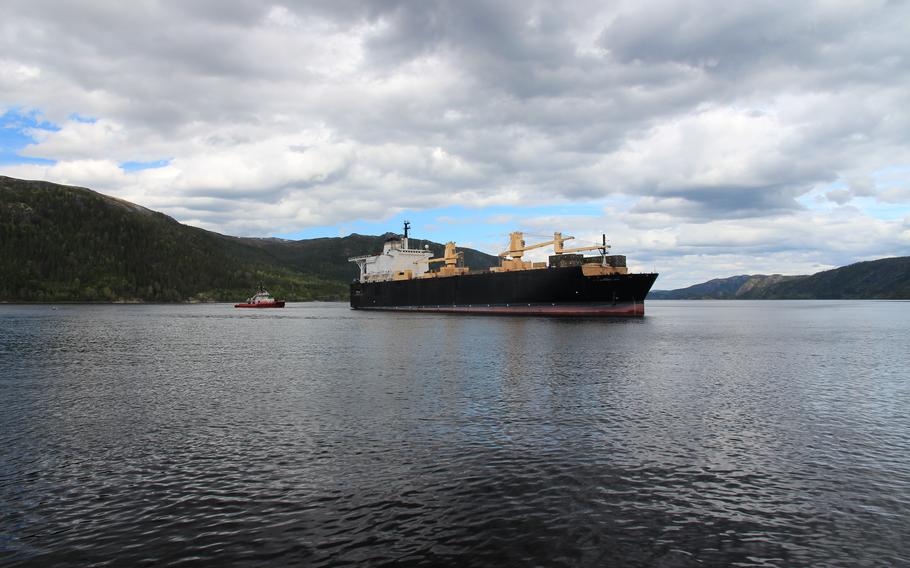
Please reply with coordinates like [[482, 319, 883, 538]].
[[348, 228, 434, 283], [348, 222, 621, 284]]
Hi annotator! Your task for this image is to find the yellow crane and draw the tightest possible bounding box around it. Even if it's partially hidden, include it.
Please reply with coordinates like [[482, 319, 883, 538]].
[[555, 233, 611, 255], [494, 231, 612, 272], [423, 242, 468, 277], [499, 231, 575, 259], [428, 242, 461, 266], [494, 231, 565, 271]]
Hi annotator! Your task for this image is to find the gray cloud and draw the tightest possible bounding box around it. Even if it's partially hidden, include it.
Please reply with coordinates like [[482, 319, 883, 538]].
[[1, 0, 908, 277], [631, 183, 806, 221]]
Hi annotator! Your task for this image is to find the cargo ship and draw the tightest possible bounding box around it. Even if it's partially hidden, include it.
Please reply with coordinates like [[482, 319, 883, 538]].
[[348, 223, 658, 316]]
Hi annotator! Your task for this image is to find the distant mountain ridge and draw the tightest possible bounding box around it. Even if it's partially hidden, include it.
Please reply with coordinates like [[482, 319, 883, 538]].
[[0, 176, 498, 302], [649, 257, 910, 299], [648, 274, 804, 299], [235, 232, 498, 284], [4, 176, 908, 302]]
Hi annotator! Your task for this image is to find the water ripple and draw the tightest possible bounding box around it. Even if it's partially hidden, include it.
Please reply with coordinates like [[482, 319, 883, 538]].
[[1, 301, 909, 566]]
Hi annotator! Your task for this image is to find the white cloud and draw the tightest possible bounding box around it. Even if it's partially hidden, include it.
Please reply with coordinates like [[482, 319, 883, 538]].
[[879, 187, 910, 204], [1, 0, 909, 280], [506, 204, 910, 288]]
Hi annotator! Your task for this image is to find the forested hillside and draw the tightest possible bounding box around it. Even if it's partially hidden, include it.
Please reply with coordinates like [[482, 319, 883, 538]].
[[238, 234, 500, 283], [744, 257, 910, 299], [0, 176, 498, 302], [649, 274, 805, 299], [0, 177, 349, 302], [5, 176, 906, 303], [649, 258, 910, 300]]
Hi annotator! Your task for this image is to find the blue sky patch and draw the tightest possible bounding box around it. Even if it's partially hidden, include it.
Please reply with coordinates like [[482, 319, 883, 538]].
[[68, 113, 97, 124], [0, 108, 59, 166], [120, 159, 171, 172], [275, 203, 608, 249]]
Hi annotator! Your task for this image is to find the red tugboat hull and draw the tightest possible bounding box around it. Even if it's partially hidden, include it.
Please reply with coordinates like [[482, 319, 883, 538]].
[[234, 301, 285, 308], [235, 286, 284, 308]]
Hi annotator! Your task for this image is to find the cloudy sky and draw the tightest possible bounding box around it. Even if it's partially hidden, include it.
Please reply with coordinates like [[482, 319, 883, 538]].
[[1, 0, 908, 288]]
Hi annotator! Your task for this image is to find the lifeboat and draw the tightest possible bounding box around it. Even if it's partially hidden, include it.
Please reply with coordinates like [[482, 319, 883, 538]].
[[234, 286, 285, 308]]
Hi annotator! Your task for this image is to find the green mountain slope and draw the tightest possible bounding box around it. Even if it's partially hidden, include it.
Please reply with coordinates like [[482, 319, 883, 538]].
[[0, 176, 348, 301], [648, 275, 754, 299], [0, 176, 499, 302], [10, 175, 905, 303], [649, 274, 806, 299], [744, 257, 910, 299], [238, 234, 499, 283], [649, 258, 910, 300]]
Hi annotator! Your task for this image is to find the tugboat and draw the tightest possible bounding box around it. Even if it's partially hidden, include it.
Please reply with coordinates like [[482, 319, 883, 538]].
[[234, 285, 285, 308]]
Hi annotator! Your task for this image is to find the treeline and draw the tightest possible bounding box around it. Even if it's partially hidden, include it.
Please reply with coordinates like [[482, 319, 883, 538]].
[[745, 257, 910, 299], [649, 257, 910, 300], [237, 233, 500, 283], [0, 177, 346, 302], [0, 176, 501, 303]]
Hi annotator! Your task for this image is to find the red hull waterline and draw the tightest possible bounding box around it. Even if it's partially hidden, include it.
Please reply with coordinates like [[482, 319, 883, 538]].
[[355, 302, 644, 317], [234, 301, 286, 308]]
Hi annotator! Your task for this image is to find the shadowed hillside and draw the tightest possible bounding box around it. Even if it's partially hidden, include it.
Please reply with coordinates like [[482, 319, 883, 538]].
[[649, 259, 910, 300], [238, 233, 499, 284], [0, 177, 498, 302], [6, 175, 906, 303], [0, 177, 350, 302], [743, 257, 910, 299], [649, 274, 806, 299]]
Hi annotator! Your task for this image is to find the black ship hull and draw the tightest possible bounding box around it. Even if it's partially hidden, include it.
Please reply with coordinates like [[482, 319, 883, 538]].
[[350, 267, 659, 316]]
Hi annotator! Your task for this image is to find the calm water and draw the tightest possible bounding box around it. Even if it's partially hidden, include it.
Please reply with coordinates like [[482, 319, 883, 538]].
[[1, 301, 909, 567]]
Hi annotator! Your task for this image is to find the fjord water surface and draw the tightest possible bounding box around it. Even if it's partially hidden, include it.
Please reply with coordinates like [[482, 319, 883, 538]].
[[1, 301, 909, 567]]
